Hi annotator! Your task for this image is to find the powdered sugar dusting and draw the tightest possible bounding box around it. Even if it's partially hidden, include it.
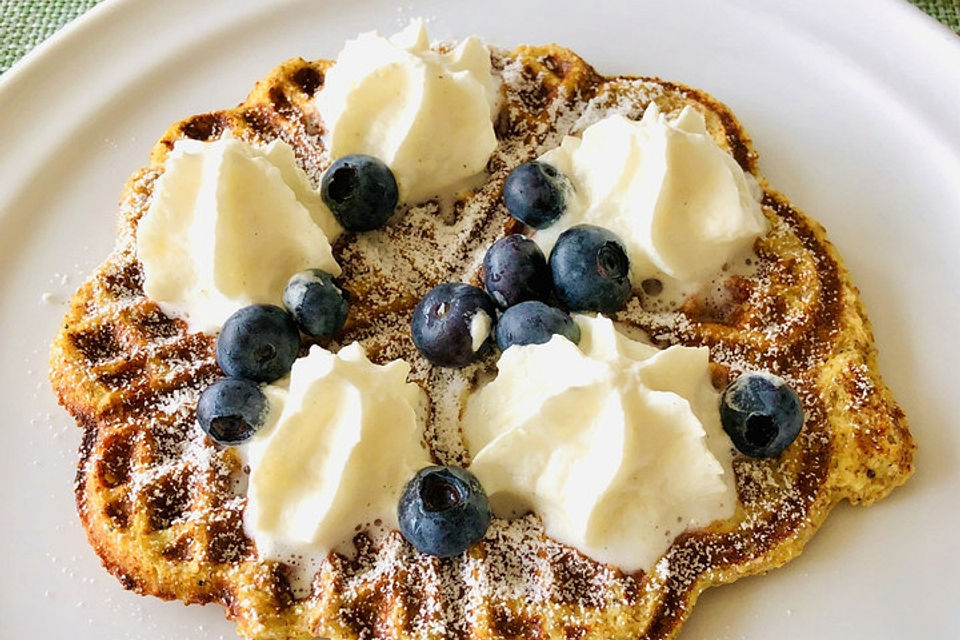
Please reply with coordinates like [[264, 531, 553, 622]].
[[52, 43, 904, 640]]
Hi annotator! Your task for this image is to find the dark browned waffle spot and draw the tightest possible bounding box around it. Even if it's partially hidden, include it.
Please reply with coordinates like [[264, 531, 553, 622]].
[[71, 324, 125, 364], [548, 548, 610, 607], [493, 108, 521, 140], [144, 470, 192, 531], [291, 65, 323, 96], [101, 261, 144, 299], [515, 65, 551, 111], [241, 106, 281, 142], [397, 572, 427, 634], [341, 590, 381, 639], [136, 307, 182, 340], [206, 515, 251, 564], [153, 337, 209, 369], [97, 430, 135, 488], [97, 355, 147, 391], [541, 54, 573, 78], [162, 536, 194, 561], [563, 625, 587, 640], [104, 498, 130, 530], [182, 113, 226, 141], [491, 607, 541, 639], [268, 86, 295, 120], [269, 564, 296, 609]]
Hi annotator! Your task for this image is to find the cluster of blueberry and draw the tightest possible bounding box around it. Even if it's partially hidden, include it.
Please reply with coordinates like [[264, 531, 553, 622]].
[[196, 270, 350, 445], [401, 159, 805, 553], [411, 160, 632, 369], [194, 154, 397, 447], [192, 154, 804, 560], [502, 161, 806, 459]]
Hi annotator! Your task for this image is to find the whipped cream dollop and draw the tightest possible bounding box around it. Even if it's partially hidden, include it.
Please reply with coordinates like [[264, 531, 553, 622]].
[[536, 104, 768, 287], [462, 315, 736, 572], [241, 343, 431, 559], [316, 20, 499, 204], [137, 137, 341, 333]]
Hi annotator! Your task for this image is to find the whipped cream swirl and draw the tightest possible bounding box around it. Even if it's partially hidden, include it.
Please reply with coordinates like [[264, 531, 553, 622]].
[[242, 343, 432, 559], [137, 137, 340, 333], [462, 315, 737, 571], [536, 104, 768, 288], [316, 20, 500, 204]]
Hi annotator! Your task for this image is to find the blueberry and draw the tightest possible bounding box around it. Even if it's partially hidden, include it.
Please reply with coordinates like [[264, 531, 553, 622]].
[[503, 161, 569, 229], [196, 378, 267, 445], [482, 234, 551, 309], [398, 466, 491, 558], [720, 372, 804, 458], [411, 283, 497, 368], [217, 304, 300, 382], [549, 224, 632, 313], [321, 154, 399, 232], [282, 269, 350, 338], [495, 301, 580, 351]]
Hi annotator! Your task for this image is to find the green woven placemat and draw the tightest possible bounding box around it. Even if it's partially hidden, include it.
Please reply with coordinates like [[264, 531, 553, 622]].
[[918, 0, 960, 29], [1, 0, 959, 74], [1, 0, 102, 72]]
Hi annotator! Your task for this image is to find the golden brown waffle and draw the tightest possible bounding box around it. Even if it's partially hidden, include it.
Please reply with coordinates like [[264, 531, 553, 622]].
[[50, 44, 915, 640]]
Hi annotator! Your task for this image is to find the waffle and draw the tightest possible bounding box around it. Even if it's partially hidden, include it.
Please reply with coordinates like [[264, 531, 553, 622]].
[[49, 42, 915, 640]]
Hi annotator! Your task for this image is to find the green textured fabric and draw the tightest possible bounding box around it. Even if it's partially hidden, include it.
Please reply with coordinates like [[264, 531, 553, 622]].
[[915, 0, 960, 30], [1, 0, 958, 74], [1, 0, 103, 73]]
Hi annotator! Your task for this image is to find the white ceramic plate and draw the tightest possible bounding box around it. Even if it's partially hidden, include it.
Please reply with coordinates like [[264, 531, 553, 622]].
[[2, 0, 959, 638]]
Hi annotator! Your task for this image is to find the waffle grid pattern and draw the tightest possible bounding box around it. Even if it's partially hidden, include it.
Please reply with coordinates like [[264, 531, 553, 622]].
[[49, 44, 915, 639]]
